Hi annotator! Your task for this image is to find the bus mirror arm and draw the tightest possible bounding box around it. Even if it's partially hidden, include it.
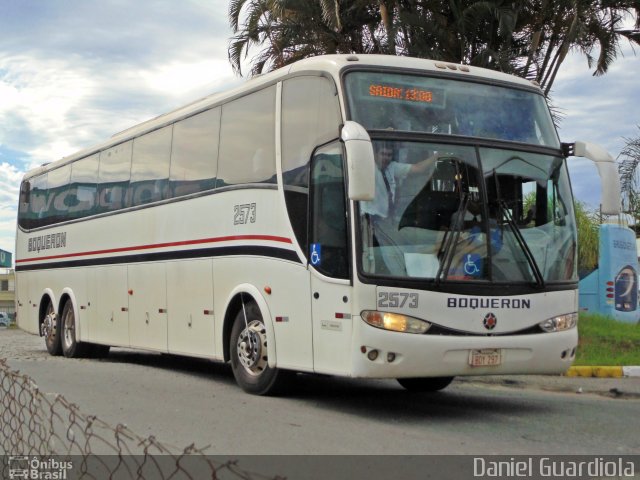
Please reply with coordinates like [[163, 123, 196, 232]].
[[566, 141, 622, 216], [341, 121, 375, 201]]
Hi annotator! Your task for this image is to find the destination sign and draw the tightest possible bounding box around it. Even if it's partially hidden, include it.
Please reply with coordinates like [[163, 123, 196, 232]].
[[368, 84, 434, 103]]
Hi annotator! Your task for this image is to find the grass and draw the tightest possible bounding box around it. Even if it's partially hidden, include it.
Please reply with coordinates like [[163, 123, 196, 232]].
[[575, 313, 640, 366]]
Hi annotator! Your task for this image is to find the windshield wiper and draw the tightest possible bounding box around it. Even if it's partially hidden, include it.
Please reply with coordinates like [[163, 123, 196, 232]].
[[492, 169, 545, 288], [499, 200, 545, 288], [435, 192, 469, 284]]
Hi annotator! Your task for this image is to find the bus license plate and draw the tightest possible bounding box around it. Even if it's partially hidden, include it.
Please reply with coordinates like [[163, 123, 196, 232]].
[[469, 349, 502, 367]]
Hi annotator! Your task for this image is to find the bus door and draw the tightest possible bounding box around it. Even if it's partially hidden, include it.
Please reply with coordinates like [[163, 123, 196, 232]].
[[308, 143, 353, 374]]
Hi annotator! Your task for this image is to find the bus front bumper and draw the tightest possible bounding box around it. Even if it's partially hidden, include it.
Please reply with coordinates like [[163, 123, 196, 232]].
[[351, 325, 578, 378]]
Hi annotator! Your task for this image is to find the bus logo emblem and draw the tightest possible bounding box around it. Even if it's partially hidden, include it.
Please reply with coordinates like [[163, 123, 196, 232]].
[[483, 312, 497, 330]]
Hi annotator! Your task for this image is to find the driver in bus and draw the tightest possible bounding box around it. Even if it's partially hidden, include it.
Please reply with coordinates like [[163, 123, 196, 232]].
[[361, 141, 439, 275], [362, 141, 439, 219]]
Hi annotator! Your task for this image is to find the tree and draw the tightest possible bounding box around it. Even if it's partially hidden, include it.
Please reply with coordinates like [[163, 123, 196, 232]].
[[574, 200, 601, 277], [228, 0, 640, 95], [518, 0, 640, 95], [618, 125, 640, 228], [525, 192, 600, 277], [228, 0, 380, 76]]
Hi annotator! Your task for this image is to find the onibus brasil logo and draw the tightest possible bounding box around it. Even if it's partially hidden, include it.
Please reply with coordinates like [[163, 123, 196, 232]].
[[8, 456, 73, 479]]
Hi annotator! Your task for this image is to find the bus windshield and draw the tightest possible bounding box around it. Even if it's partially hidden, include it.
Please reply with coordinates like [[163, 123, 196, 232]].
[[357, 141, 577, 284], [344, 71, 559, 148]]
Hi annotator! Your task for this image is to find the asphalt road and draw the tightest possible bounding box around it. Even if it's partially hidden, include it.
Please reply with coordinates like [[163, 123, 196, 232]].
[[1, 327, 639, 458]]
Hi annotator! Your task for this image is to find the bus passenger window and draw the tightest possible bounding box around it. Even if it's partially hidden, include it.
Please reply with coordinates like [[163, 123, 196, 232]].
[[97, 141, 132, 213], [218, 86, 276, 187], [45, 164, 71, 225], [130, 125, 172, 206], [68, 153, 99, 220], [169, 107, 220, 198], [29, 174, 48, 227]]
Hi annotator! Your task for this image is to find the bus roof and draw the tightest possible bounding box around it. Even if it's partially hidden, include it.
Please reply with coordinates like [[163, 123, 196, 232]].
[[24, 54, 539, 180]]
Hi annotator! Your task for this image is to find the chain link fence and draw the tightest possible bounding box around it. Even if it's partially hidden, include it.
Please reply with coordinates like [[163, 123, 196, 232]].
[[0, 358, 283, 479]]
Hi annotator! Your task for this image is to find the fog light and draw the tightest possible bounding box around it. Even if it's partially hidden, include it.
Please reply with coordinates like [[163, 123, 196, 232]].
[[367, 349, 379, 361], [387, 352, 396, 363]]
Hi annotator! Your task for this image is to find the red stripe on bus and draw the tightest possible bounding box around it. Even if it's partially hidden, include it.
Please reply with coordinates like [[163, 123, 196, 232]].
[[16, 235, 293, 264]]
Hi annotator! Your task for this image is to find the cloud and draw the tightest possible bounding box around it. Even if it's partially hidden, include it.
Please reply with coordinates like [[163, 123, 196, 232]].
[[553, 43, 639, 210], [0, 161, 23, 254], [0, 0, 234, 167], [0, 1, 637, 260], [0, 0, 237, 259], [555, 43, 639, 158]]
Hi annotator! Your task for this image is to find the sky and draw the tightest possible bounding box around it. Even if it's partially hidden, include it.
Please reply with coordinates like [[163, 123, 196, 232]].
[[0, 1, 638, 260]]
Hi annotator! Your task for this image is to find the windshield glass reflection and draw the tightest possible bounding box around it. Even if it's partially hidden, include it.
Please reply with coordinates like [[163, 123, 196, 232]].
[[359, 141, 577, 284]]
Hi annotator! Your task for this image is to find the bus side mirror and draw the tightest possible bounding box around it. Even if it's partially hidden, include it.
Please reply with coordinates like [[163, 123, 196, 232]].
[[341, 121, 375, 201], [569, 141, 622, 216]]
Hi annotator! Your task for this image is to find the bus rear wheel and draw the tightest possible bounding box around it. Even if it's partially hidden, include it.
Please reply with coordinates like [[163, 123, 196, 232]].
[[397, 376, 454, 392], [60, 301, 90, 358], [43, 301, 62, 356], [229, 302, 290, 395]]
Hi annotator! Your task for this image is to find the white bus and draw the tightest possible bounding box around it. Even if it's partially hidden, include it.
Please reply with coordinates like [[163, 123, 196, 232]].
[[15, 55, 620, 395]]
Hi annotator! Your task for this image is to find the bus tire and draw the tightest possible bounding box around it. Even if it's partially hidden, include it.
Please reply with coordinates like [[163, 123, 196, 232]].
[[229, 302, 290, 396], [43, 300, 62, 356], [397, 376, 454, 392], [60, 300, 89, 358]]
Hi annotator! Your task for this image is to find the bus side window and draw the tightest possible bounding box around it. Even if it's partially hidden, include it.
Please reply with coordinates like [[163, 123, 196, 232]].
[[309, 142, 349, 279], [130, 125, 172, 206], [29, 174, 48, 228], [97, 141, 132, 213], [69, 153, 99, 220], [218, 86, 276, 187], [18, 181, 31, 229], [169, 107, 220, 198], [282, 75, 342, 254], [45, 164, 71, 226]]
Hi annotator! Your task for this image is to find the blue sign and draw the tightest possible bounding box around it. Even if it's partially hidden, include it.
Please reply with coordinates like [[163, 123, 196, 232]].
[[310, 243, 322, 267], [462, 253, 483, 277], [579, 224, 639, 323], [0, 249, 11, 268]]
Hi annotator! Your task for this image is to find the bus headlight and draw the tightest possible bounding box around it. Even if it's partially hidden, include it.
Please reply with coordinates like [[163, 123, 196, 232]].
[[361, 311, 431, 334], [538, 312, 578, 332]]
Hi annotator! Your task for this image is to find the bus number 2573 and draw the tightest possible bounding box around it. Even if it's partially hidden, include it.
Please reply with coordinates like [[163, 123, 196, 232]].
[[378, 292, 419, 309], [234, 203, 257, 225]]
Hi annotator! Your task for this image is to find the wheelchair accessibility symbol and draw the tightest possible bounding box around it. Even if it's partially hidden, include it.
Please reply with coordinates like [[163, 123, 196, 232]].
[[463, 253, 482, 277], [310, 243, 322, 267]]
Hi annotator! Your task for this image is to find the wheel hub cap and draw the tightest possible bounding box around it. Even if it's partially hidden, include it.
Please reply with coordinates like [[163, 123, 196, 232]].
[[236, 320, 268, 375]]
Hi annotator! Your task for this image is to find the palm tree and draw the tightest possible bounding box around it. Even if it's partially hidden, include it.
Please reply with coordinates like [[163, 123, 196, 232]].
[[618, 126, 640, 227], [228, 0, 380, 76], [518, 0, 640, 94], [227, 0, 640, 91]]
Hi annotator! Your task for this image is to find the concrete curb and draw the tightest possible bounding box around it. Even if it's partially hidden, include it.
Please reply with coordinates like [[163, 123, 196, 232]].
[[566, 366, 640, 378]]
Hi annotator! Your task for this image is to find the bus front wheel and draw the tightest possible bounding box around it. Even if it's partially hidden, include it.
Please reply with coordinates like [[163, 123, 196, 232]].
[[397, 376, 454, 392], [229, 302, 290, 395]]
